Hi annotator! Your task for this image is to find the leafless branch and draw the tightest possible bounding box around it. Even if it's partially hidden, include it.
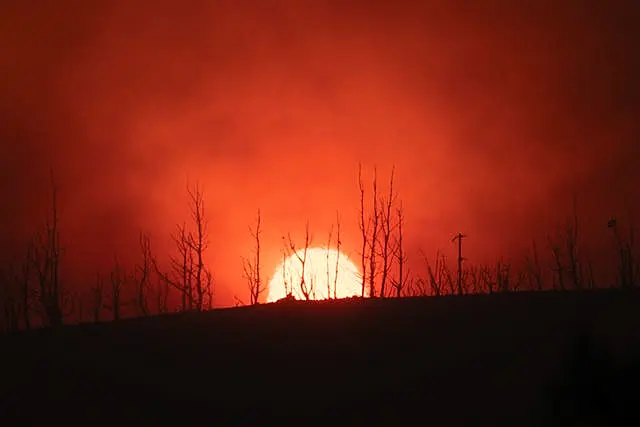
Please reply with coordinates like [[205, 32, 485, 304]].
[[242, 209, 263, 305], [91, 272, 104, 322], [287, 221, 313, 300], [29, 171, 71, 327], [391, 201, 410, 298], [358, 163, 368, 297], [368, 167, 380, 298], [379, 166, 396, 298], [134, 232, 153, 316], [326, 223, 333, 300], [333, 212, 342, 299], [524, 240, 543, 291], [106, 255, 125, 321]]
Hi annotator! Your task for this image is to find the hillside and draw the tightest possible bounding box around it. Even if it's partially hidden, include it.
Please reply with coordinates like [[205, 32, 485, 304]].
[[1, 289, 639, 425]]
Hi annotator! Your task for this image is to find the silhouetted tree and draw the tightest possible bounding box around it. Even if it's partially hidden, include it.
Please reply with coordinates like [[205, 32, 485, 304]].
[[171, 222, 193, 310], [496, 258, 525, 293], [332, 212, 342, 299], [379, 166, 396, 298], [550, 240, 566, 291], [466, 265, 482, 294], [525, 240, 544, 291], [391, 201, 411, 298], [420, 250, 444, 296], [357, 164, 391, 298], [91, 272, 104, 322], [159, 183, 213, 311], [286, 221, 313, 300], [134, 232, 153, 316], [367, 167, 380, 298], [564, 198, 582, 290], [154, 267, 170, 314], [29, 172, 72, 327], [358, 163, 368, 297], [496, 258, 511, 293], [187, 184, 212, 310], [608, 218, 636, 288], [444, 259, 456, 295], [326, 221, 334, 299], [480, 265, 495, 294], [2, 247, 35, 330], [549, 199, 584, 291], [584, 254, 597, 290], [242, 209, 264, 305], [323, 212, 344, 299], [107, 255, 125, 321], [280, 247, 292, 298]]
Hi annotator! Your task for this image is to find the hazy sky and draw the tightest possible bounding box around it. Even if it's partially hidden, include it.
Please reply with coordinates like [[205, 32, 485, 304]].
[[1, 0, 638, 305]]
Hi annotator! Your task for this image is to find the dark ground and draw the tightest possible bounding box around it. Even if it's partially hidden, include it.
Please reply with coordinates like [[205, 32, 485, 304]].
[[1, 289, 639, 425]]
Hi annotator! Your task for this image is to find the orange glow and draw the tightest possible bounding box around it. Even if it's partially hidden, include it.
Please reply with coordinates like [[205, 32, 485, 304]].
[[0, 1, 638, 312], [267, 248, 363, 302]]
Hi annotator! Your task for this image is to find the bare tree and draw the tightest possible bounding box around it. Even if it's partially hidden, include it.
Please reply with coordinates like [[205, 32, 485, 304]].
[[242, 209, 264, 305], [106, 255, 125, 321], [391, 201, 411, 298], [549, 199, 583, 291], [158, 183, 214, 311], [608, 218, 636, 288], [564, 198, 582, 290], [368, 167, 380, 298], [467, 265, 482, 294], [495, 259, 512, 293], [549, 236, 566, 291], [584, 254, 596, 290], [501, 261, 524, 292], [379, 167, 396, 298], [9, 244, 34, 330], [91, 272, 104, 322], [326, 222, 334, 299], [154, 268, 170, 314], [186, 184, 210, 310], [444, 260, 456, 295], [287, 221, 313, 300], [323, 212, 343, 300], [170, 222, 194, 311], [408, 277, 428, 297], [280, 247, 292, 298], [134, 232, 153, 316], [333, 212, 342, 299], [358, 164, 368, 297], [525, 240, 543, 291], [30, 172, 72, 327], [356, 164, 382, 298], [420, 250, 444, 297]]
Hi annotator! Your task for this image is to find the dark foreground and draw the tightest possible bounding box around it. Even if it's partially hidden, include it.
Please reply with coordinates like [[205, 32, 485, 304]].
[[1, 289, 640, 425]]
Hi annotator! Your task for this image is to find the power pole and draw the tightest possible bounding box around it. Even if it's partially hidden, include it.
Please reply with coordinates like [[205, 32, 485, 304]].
[[452, 233, 467, 295]]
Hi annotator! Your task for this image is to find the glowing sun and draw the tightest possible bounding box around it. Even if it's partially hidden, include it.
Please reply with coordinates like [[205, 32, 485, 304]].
[[267, 247, 363, 302]]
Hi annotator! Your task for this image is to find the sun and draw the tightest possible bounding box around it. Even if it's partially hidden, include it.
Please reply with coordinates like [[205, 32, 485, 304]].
[[266, 247, 364, 302]]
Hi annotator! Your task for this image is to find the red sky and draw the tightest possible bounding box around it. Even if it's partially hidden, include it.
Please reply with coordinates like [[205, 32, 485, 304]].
[[1, 0, 639, 306]]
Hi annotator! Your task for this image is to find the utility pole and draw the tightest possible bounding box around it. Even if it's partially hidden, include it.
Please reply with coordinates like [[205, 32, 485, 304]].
[[452, 233, 467, 295]]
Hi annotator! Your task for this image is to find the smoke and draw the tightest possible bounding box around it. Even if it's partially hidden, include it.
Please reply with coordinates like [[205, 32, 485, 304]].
[[1, 0, 638, 304]]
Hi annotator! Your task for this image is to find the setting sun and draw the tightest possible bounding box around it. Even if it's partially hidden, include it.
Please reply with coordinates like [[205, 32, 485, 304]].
[[267, 247, 363, 302]]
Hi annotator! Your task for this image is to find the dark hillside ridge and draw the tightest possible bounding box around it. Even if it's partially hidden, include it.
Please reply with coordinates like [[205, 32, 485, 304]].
[[1, 288, 639, 425]]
